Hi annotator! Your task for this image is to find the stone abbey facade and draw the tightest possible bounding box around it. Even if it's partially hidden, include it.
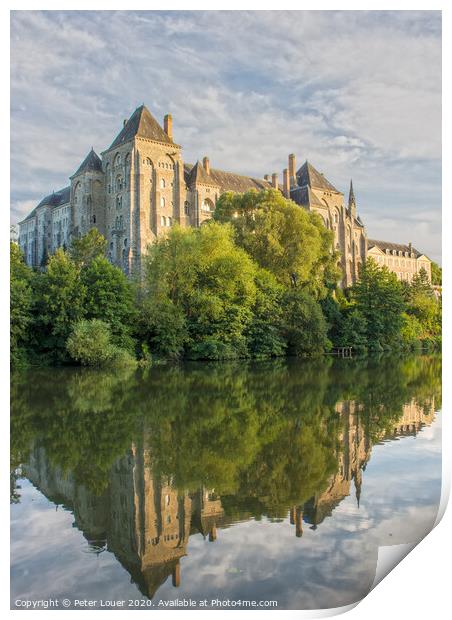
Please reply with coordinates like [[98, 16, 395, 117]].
[[18, 104, 431, 287]]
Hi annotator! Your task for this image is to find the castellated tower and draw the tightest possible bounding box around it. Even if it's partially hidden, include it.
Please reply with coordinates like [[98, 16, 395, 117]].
[[70, 149, 105, 240], [101, 106, 187, 275]]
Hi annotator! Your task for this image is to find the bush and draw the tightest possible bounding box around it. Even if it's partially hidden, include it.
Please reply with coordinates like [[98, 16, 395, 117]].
[[67, 319, 136, 367]]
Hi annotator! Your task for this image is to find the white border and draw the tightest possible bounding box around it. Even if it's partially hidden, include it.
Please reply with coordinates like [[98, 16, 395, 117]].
[[2, 2, 448, 619]]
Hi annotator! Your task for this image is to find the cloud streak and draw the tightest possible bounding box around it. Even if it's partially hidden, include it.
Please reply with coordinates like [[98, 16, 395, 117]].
[[10, 10, 441, 261]]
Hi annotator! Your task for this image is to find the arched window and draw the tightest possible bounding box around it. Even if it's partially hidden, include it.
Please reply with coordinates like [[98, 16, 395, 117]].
[[184, 201, 190, 215], [201, 198, 214, 213], [115, 176, 123, 192], [92, 214, 96, 224], [116, 195, 122, 209], [160, 178, 166, 189], [114, 153, 121, 167], [160, 197, 165, 208]]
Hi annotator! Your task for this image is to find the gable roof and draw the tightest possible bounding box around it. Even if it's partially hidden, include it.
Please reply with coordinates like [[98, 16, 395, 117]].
[[184, 163, 271, 193], [186, 161, 217, 187], [71, 148, 103, 177], [290, 185, 327, 209], [109, 105, 174, 149], [367, 239, 424, 259], [296, 161, 340, 193], [22, 186, 71, 222]]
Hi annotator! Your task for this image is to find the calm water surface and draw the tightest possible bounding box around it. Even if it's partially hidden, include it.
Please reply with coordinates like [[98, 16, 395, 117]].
[[10, 355, 442, 610]]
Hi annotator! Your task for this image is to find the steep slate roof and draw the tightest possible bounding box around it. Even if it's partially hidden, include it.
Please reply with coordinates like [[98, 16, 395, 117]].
[[290, 185, 327, 209], [367, 239, 423, 258], [23, 186, 70, 222], [109, 105, 174, 149], [72, 148, 102, 177], [296, 161, 340, 193], [186, 161, 215, 186], [184, 163, 271, 193]]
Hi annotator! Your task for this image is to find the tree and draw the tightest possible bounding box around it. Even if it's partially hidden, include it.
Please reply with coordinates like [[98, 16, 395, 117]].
[[67, 319, 115, 366], [214, 189, 339, 297], [431, 261, 442, 286], [34, 248, 86, 361], [81, 256, 137, 351], [409, 267, 434, 299], [141, 223, 258, 359], [69, 229, 107, 267], [351, 258, 405, 349], [10, 243, 33, 366], [281, 289, 331, 356], [244, 268, 286, 358]]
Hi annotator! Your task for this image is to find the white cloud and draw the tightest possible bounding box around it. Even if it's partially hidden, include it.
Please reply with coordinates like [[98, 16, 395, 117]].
[[10, 10, 441, 261]]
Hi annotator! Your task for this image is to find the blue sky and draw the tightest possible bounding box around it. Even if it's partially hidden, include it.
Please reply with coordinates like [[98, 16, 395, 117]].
[[10, 10, 442, 262]]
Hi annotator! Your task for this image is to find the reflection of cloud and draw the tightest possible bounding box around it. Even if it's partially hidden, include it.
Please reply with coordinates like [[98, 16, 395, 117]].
[[10, 11, 441, 262], [11, 412, 442, 610]]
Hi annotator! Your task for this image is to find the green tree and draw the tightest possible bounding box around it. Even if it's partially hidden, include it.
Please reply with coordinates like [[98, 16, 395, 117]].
[[351, 258, 405, 349], [10, 243, 33, 366], [214, 189, 339, 296], [141, 223, 258, 359], [409, 267, 434, 299], [431, 261, 442, 286], [281, 289, 331, 356], [67, 319, 115, 366], [69, 229, 107, 267], [244, 268, 286, 358], [81, 256, 137, 351], [34, 248, 86, 361]]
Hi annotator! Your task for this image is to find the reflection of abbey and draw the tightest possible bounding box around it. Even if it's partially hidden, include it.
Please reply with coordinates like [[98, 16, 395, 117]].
[[24, 398, 435, 600], [18, 105, 431, 287]]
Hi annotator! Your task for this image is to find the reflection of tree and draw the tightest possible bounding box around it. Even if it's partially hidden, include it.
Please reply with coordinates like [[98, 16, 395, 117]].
[[11, 354, 441, 508]]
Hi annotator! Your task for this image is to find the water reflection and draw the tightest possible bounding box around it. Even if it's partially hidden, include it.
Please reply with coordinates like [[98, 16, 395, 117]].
[[10, 355, 441, 607]]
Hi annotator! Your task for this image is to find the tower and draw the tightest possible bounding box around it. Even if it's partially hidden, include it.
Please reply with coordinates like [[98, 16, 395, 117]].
[[69, 149, 105, 240], [101, 105, 186, 275]]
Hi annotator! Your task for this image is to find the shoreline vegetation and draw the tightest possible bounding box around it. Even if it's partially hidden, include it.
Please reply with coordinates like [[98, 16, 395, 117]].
[[11, 189, 441, 369]]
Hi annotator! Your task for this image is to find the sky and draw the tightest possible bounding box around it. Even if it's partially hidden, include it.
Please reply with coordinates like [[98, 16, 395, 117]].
[[10, 10, 442, 262]]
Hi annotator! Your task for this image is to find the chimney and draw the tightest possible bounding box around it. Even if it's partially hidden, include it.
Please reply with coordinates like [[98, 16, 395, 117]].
[[202, 156, 210, 175], [164, 114, 173, 140], [289, 153, 296, 187], [123, 119, 127, 127], [283, 168, 290, 197], [272, 172, 279, 189]]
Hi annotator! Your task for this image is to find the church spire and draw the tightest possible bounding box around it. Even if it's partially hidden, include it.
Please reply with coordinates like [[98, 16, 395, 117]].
[[348, 179, 356, 216]]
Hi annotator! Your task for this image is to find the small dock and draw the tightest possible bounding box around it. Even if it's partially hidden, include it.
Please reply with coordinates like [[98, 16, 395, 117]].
[[331, 347, 353, 358]]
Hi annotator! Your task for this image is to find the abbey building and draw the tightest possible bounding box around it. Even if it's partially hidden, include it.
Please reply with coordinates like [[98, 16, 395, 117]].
[[18, 104, 431, 287]]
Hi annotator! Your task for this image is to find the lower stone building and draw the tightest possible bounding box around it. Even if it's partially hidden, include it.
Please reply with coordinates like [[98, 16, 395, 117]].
[[17, 103, 431, 286], [367, 239, 432, 283]]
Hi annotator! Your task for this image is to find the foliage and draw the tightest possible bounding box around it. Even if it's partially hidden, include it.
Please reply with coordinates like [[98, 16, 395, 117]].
[[81, 256, 137, 351], [431, 261, 442, 286], [281, 288, 331, 355], [67, 319, 115, 366], [10, 243, 34, 367], [351, 258, 405, 349], [214, 189, 339, 296], [33, 248, 87, 362], [142, 223, 258, 359], [244, 268, 286, 358], [69, 228, 107, 267]]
